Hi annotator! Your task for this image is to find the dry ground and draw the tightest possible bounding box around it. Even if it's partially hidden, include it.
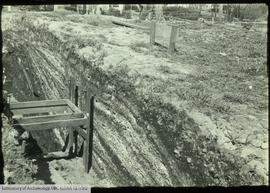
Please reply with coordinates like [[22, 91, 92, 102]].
[[1, 11, 268, 186]]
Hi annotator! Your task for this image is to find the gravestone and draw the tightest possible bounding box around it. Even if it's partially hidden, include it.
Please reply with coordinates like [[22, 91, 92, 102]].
[[150, 22, 178, 54]]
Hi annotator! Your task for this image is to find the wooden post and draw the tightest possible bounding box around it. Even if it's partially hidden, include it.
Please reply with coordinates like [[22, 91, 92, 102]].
[[88, 96, 94, 172], [74, 85, 79, 156], [82, 89, 87, 112], [75, 86, 78, 106], [168, 25, 178, 55], [67, 127, 74, 155], [67, 78, 76, 156], [21, 140, 26, 155], [79, 90, 83, 110], [150, 21, 156, 50], [68, 79, 71, 101], [69, 78, 75, 103], [83, 91, 95, 173]]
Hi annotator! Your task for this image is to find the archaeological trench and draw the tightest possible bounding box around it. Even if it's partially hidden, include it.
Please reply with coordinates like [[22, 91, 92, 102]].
[[1, 12, 268, 186]]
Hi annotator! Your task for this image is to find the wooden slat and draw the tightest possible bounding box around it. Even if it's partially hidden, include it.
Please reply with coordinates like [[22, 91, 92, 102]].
[[43, 151, 69, 159], [11, 105, 72, 116], [66, 99, 82, 114], [10, 99, 68, 109], [74, 126, 87, 139], [13, 117, 88, 131], [13, 113, 84, 124]]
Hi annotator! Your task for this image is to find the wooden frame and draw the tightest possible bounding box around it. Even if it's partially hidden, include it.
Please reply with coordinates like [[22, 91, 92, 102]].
[[9, 78, 95, 173], [10, 99, 85, 132]]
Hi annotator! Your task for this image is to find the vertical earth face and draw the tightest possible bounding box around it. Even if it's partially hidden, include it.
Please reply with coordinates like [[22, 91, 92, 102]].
[[1, 7, 268, 186]]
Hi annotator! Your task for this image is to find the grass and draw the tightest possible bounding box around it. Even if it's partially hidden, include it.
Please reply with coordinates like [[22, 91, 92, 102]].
[[157, 65, 171, 74]]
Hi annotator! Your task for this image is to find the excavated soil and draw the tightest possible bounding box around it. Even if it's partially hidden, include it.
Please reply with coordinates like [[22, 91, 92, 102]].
[[1, 11, 268, 186]]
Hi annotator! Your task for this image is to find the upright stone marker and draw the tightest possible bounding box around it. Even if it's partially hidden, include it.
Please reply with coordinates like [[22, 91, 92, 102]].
[[168, 25, 178, 54], [150, 22, 178, 54]]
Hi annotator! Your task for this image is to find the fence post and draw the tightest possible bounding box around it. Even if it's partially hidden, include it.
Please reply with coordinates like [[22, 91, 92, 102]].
[[168, 25, 178, 55]]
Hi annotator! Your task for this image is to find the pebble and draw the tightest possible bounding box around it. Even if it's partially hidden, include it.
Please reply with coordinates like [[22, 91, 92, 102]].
[[174, 149, 180, 155], [261, 143, 268, 150], [209, 166, 215, 172], [202, 148, 207, 153]]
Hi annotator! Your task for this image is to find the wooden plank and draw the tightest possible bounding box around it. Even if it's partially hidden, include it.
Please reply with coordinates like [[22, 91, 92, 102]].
[[74, 126, 87, 139], [66, 99, 83, 114], [14, 117, 88, 131], [10, 99, 68, 109], [11, 105, 72, 116], [111, 19, 149, 30], [13, 113, 84, 125], [43, 151, 69, 159]]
